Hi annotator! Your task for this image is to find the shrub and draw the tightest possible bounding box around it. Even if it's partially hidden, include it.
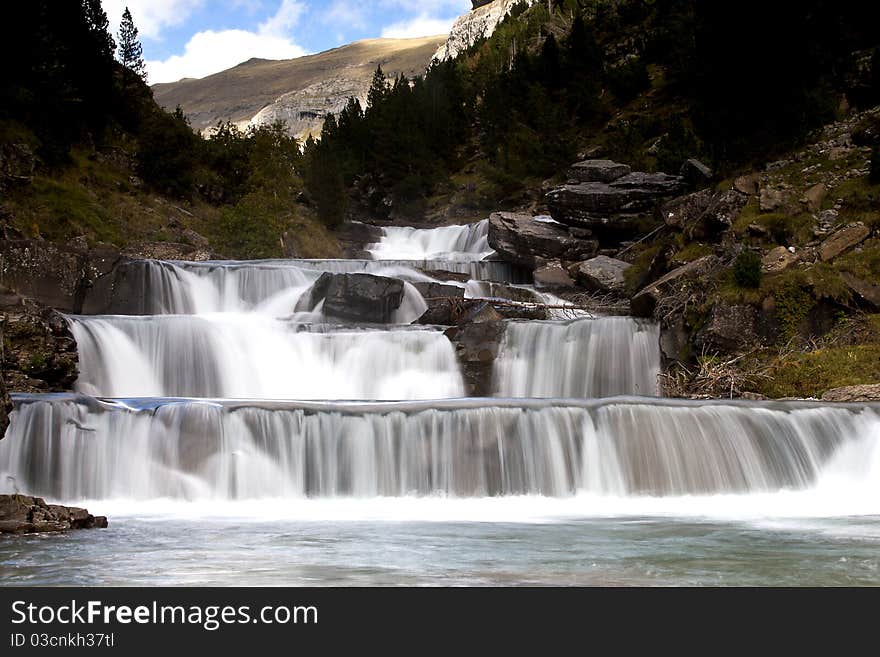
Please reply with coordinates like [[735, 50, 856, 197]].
[[733, 250, 762, 288], [871, 145, 880, 184]]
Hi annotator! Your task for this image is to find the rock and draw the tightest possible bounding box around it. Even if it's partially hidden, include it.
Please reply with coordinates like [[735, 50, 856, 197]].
[[662, 189, 716, 229], [0, 142, 36, 189], [821, 384, 880, 402], [611, 172, 685, 194], [0, 290, 79, 393], [818, 209, 839, 227], [840, 272, 880, 309], [300, 272, 405, 323], [852, 114, 880, 147], [412, 282, 465, 300], [679, 158, 713, 186], [659, 317, 690, 363], [0, 495, 107, 534], [567, 159, 631, 183], [762, 246, 799, 273], [443, 320, 506, 396], [733, 173, 760, 196], [487, 212, 596, 268], [695, 303, 759, 353], [631, 255, 719, 318], [0, 323, 12, 438], [0, 239, 122, 313], [702, 189, 748, 234], [418, 297, 546, 326], [434, 0, 537, 62], [818, 224, 870, 262], [533, 260, 576, 288], [574, 256, 631, 295], [740, 392, 767, 401], [801, 183, 827, 212], [181, 228, 210, 250], [759, 187, 788, 212], [748, 223, 769, 236]]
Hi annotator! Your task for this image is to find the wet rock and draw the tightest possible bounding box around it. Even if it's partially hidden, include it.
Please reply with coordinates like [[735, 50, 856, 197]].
[[418, 297, 546, 326], [412, 282, 464, 300], [487, 212, 596, 268], [631, 255, 719, 318], [300, 272, 405, 323], [533, 260, 576, 288], [0, 495, 107, 534], [443, 321, 506, 396], [821, 384, 880, 402], [762, 246, 799, 273], [695, 303, 759, 353], [818, 224, 870, 262], [567, 159, 631, 183], [574, 256, 631, 295]]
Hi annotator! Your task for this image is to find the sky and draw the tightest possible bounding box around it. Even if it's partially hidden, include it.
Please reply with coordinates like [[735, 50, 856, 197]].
[[102, 0, 470, 84]]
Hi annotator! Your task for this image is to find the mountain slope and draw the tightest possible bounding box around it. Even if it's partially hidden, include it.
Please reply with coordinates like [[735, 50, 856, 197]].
[[152, 36, 446, 138]]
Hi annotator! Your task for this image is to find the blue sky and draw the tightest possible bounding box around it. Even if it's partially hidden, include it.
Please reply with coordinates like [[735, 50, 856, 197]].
[[102, 1, 469, 84]]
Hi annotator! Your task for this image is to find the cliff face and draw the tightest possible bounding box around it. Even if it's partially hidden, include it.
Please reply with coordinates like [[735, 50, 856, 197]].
[[433, 0, 536, 62], [152, 37, 445, 139]]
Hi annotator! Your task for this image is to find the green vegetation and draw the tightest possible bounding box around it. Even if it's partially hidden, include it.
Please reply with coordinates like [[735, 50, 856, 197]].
[[759, 344, 880, 398], [733, 251, 762, 289]]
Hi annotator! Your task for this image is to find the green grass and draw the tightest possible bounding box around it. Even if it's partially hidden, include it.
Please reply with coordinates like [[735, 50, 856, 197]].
[[759, 344, 880, 398]]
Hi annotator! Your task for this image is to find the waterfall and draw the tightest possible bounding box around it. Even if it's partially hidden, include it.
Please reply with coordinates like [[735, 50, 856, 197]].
[[493, 317, 661, 398], [2, 396, 877, 501], [68, 316, 464, 400], [366, 220, 495, 261]]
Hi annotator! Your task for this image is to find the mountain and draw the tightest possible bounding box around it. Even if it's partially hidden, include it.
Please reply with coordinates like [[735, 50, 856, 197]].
[[433, 0, 537, 62], [151, 36, 446, 139]]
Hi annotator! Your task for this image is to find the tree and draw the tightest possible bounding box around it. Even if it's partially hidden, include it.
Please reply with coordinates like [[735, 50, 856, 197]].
[[117, 7, 146, 81]]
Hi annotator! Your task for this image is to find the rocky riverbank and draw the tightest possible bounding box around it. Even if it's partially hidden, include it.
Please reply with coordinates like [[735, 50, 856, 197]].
[[0, 495, 107, 535]]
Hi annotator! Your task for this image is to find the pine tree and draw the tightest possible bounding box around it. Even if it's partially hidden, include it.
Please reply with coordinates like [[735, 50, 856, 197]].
[[117, 7, 146, 81], [367, 66, 387, 110]]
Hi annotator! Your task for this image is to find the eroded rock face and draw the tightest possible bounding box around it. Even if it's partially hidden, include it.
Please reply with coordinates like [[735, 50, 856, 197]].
[[0, 495, 107, 534], [300, 272, 405, 324], [487, 212, 597, 268], [574, 256, 631, 295], [434, 0, 536, 62], [0, 289, 78, 393], [0, 240, 122, 313]]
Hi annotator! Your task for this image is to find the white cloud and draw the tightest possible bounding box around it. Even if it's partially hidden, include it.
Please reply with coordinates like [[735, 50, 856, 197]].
[[103, 0, 205, 40], [380, 13, 458, 39], [145, 0, 308, 84]]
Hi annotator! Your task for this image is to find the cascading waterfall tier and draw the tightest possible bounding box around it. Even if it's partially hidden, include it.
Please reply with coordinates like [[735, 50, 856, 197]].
[[68, 316, 465, 400], [366, 220, 495, 261], [2, 395, 877, 501], [493, 317, 661, 398]]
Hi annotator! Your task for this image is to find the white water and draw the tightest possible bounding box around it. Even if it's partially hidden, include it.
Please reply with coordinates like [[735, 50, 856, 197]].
[[2, 397, 877, 506], [494, 317, 661, 398], [69, 316, 463, 399], [367, 220, 495, 261]]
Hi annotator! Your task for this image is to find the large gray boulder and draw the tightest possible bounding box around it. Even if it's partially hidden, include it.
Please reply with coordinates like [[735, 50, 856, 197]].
[[487, 212, 597, 268], [822, 384, 880, 402], [695, 303, 759, 353], [299, 272, 405, 323], [574, 256, 631, 295]]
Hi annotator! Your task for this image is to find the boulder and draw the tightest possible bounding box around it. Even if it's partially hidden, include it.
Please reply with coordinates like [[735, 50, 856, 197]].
[[759, 186, 788, 212], [574, 256, 631, 295], [610, 172, 685, 194], [662, 189, 716, 229], [801, 183, 827, 212], [418, 297, 546, 326], [662, 188, 747, 238], [840, 271, 880, 309], [695, 303, 759, 353], [412, 282, 465, 300], [819, 224, 870, 262], [444, 321, 506, 396], [487, 212, 597, 268], [0, 495, 108, 534], [567, 159, 631, 183], [821, 384, 880, 402], [762, 246, 799, 273], [733, 173, 760, 196], [631, 255, 719, 318], [679, 158, 713, 186], [533, 260, 576, 288], [702, 189, 749, 234], [299, 272, 405, 323]]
